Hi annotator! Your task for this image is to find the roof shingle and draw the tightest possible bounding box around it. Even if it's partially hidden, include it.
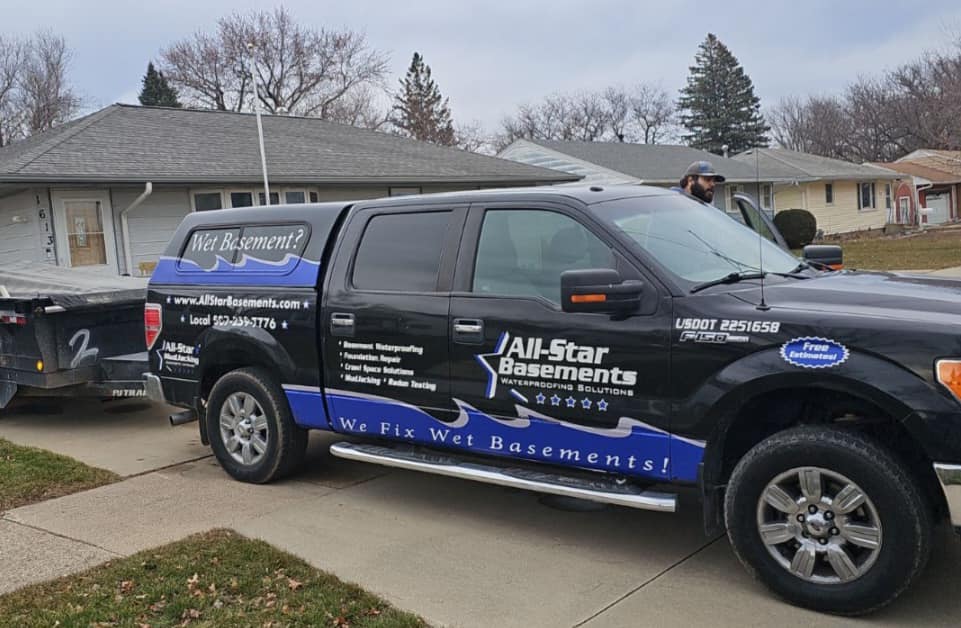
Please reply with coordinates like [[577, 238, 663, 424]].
[[0, 104, 577, 185]]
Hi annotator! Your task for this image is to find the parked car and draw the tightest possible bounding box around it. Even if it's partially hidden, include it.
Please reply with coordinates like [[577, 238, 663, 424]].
[[145, 185, 960, 615]]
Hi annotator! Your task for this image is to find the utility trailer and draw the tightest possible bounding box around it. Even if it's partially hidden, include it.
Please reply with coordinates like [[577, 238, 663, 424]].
[[0, 262, 148, 409]]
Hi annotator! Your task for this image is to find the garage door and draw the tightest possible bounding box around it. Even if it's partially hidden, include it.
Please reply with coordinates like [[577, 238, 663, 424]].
[[924, 192, 951, 225]]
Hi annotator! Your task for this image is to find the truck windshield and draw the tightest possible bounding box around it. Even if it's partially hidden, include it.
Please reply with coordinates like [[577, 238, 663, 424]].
[[592, 194, 800, 283]]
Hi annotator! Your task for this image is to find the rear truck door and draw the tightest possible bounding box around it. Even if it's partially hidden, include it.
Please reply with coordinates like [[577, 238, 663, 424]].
[[447, 202, 693, 482], [321, 203, 468, 437]]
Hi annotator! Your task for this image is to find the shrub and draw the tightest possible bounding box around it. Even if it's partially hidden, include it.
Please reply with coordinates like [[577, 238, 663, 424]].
[[773, 209, 817, 248]]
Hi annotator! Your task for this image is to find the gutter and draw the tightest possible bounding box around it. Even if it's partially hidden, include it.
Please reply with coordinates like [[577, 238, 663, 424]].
[[120, 182, 152, 275]]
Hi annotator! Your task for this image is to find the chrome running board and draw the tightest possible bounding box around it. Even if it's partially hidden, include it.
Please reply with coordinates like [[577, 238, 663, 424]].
[[329, 442, 677, 513]]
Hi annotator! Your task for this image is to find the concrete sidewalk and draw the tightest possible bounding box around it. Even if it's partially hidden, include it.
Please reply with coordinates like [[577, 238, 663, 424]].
[[2, 403, 961, 626]]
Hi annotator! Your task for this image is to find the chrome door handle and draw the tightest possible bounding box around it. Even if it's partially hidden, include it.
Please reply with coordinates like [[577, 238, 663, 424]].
[[453, 323, 482, 334]]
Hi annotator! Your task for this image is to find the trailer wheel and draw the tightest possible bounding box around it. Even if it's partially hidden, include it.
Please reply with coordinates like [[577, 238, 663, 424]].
[[724, 426, 931, 615], [206, 367, 307, 483]]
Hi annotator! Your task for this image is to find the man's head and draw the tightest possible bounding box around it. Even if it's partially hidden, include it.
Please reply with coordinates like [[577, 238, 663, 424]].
[[680, 161, 726, 203]]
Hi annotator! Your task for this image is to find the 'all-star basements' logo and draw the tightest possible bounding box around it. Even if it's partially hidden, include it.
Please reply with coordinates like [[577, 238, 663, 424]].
[[475, 332, 638, 402]]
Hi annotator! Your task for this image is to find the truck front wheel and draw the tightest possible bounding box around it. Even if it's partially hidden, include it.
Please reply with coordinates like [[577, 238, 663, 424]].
[[724, 426, 931, 616], [206, 367, 307, 483]]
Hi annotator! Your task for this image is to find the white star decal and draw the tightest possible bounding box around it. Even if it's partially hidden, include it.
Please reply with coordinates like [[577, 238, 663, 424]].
[[597, 399, 609, 412], [281, 320, 289, 330], [550, 395, 561, 406], [535, 392, 546, 405], [581, 398, 592, 410], [303, 300, 310, 309], [565, 396, 576, 408], [165, 295, 171, 304], [180, 315, 185, 323]]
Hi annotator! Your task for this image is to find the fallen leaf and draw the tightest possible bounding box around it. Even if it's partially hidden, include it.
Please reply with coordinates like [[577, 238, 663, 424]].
[[287, 577, 303, 591], [364, 608, 382, 617], [120, 580, 135, 594], [208, 583, 217, 594], [332, 616, 350, 628]]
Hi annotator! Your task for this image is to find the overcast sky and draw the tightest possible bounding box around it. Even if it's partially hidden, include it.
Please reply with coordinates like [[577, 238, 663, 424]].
[[4, 0, 961, 132]]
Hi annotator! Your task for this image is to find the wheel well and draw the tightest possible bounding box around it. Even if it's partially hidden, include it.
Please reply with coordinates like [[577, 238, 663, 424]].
[[714, 388, 946, 517], [200, 350, 274, 402]]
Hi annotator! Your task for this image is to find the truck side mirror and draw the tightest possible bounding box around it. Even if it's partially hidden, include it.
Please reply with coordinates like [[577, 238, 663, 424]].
[[561, 269, 642, 315], [803, 244, 843, 270]]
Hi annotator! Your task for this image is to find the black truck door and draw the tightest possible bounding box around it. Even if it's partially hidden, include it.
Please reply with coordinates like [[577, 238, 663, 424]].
[[321, 204, 466, 438], [447, 202, 680, 482]]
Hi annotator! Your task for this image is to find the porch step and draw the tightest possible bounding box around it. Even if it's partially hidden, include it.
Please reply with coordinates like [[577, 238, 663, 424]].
[[329, 441, 677, 513]]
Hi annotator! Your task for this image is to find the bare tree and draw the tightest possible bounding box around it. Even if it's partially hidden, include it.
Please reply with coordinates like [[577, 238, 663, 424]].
[[498, 82, 677, 150], [160, 7, 389, 125], [17, 31, 80, 135], [628, 83, 676, 144], [454, 120, 496, 155], [0, 35, 27, 146], [769, 95, 851, 159]]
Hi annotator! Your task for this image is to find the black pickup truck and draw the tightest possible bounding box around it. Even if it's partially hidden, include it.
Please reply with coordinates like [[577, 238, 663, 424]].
[[144, 186, 961, 616]]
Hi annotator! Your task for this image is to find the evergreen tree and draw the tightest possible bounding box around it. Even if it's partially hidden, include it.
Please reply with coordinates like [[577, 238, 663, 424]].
[[678, 34, 769, 154], [139, 62, 181, 108], [392, 52, 455, 145]]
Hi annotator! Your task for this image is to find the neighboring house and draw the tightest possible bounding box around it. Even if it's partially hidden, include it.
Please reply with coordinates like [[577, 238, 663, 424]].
[[874, 150, 961, 225], [498, 139, 781, 213], [0, 104, 577, 277], [732, 148, 902, 235]]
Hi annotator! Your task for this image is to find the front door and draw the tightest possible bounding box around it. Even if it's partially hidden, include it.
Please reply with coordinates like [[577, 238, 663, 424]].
[[448, 203, 676, 481], [52, 191, 118, 274], [321, 205, 466, 440]]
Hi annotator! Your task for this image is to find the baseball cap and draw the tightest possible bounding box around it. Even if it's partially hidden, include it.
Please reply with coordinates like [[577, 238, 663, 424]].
[[684, 161, 726, 183]]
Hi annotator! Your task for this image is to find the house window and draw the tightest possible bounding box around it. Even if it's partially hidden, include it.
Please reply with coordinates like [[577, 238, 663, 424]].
[[285, 191, 306, 204], [192, 192, 223, 211], [727, 184, 744, 209], [257, 192, 280, 206], [761, 184, 773, 209], [229, 191, 254, 208], [858, 182, 876, 210], [884, 183, 892, 210], [309, 191, 319, 203], [825, 183, 834, 205], [389, 186, 422, 197]]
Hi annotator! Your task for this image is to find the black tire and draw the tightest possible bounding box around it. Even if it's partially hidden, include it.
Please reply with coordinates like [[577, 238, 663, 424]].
[[206, 367, 308, 483], [724, 425, 932, 616]]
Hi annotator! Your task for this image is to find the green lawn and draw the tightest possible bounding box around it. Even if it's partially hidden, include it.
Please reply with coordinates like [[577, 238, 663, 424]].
[[0, 438, 118, 512], [0, 529, 425, 627]]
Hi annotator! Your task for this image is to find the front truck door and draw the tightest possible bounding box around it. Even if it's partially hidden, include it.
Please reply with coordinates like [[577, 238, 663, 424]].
[[447, 203, 692, 482], [321, 204, 467, 441]]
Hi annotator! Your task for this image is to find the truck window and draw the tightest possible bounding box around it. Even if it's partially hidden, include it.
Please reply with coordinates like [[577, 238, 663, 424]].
[[352, 211, 451, 292], [472, 209, 614, 304], [179, 227, 240, 270]]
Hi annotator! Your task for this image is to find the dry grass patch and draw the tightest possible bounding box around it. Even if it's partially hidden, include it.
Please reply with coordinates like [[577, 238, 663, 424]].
[[0, 529, 426, 627]]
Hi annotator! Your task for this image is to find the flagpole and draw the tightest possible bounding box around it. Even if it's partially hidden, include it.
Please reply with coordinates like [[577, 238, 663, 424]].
[[248, 43, 270, 205]]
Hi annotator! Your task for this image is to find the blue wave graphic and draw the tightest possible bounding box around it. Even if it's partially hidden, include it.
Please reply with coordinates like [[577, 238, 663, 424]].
[[149, 254, 321, 286], [324, 389, 705, 482]]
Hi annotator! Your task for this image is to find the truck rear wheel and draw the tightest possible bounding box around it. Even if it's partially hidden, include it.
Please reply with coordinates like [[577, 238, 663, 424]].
[[206, 367, 307, 483], [724, 426, 931, 616]]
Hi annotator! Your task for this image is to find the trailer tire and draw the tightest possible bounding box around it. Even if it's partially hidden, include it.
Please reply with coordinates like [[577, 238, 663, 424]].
[[206, 367, 307, 483]]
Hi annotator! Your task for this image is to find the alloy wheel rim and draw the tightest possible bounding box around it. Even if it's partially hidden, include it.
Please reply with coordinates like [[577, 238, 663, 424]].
[[219, 391, 269, 467], [756, 466, 882, 584]]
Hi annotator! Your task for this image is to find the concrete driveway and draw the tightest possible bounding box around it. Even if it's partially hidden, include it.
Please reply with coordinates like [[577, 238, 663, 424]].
[[2, 400, 960, 627]]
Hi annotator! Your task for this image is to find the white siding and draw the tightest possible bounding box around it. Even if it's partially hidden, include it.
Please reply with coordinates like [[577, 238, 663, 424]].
[[111, 187, 191, 275], [0, 188, 50, 267]]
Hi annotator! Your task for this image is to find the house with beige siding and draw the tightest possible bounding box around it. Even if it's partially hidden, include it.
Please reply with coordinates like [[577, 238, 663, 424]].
[[0, 105, 577, 277], [733, 148, 902, 235]]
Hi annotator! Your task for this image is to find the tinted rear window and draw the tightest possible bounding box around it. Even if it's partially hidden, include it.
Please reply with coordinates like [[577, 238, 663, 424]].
[[352, 211, 451, 292], [178, 224, 309, 272]]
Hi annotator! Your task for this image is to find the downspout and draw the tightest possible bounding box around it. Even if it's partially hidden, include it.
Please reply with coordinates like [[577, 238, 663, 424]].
[[121, 182, 152, 275]]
